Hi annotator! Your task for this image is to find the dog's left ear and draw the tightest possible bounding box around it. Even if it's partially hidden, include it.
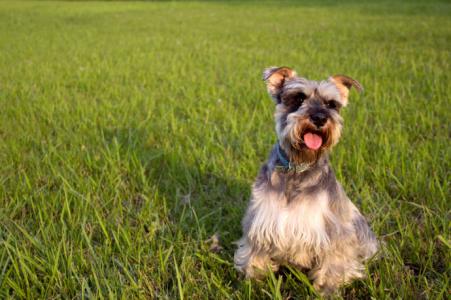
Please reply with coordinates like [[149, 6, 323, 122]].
[[329, 75, 363, 106], [263, 66, 297, 103]]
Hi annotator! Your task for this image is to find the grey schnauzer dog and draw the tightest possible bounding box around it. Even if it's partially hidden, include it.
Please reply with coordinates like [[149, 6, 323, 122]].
[[234, 67, 378, 295]]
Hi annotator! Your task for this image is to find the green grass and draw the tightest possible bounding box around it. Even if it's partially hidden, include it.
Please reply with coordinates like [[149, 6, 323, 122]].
[[0, 0, 449, 299]]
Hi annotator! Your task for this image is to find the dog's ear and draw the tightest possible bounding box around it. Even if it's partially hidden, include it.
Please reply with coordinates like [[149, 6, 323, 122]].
[[329, 75, 363, 106], [263, 66, 296, 103]]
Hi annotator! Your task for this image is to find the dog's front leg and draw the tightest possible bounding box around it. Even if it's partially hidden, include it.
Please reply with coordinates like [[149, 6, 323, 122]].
[[309, 244, 366, 296], [234, 237, 279, 279]]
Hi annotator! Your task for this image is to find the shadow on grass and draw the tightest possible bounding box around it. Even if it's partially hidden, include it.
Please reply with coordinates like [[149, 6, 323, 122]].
[[102, 126, 249, 253]]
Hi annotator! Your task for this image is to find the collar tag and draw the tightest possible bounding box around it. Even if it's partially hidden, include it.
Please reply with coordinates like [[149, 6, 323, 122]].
[[290, 162, 311, 173], [275, 143, 312, 174]]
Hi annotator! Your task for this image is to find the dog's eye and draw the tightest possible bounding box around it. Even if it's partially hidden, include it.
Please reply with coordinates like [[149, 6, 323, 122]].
[[282, 92, 307, 110], [296, 92, 307, 105], [327, 100, 339, 110]]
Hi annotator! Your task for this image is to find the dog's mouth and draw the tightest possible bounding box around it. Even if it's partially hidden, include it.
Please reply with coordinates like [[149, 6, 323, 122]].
[[302, 131, 324, 150]]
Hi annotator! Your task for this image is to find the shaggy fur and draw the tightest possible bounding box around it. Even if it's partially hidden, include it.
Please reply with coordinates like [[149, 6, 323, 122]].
[[234, 67, 378, 295]]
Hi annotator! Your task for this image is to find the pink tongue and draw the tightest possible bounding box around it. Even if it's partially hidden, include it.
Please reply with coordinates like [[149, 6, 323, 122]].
[[304, 133, 323, 150]]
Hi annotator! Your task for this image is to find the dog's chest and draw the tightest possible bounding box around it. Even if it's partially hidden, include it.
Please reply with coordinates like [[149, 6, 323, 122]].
[[249, 187, 331, 251]]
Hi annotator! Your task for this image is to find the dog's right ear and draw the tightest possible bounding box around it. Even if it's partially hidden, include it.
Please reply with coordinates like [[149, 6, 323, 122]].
[[263, 66, 296, 103]]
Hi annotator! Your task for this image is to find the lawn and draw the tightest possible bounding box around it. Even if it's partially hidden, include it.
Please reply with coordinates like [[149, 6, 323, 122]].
[[0, 0, 449, 299]]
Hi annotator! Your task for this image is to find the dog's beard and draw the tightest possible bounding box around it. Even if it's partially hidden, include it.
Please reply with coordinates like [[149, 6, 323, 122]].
[[277, 112, 342, 164]]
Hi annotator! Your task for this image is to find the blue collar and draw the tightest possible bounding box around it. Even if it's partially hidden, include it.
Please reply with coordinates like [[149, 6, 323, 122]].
[[275, 143, 313, 173], [276, 143, 290, 168]]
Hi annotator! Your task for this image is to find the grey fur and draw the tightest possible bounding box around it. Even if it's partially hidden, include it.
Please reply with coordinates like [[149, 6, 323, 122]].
[[234, 67, 378, 296]]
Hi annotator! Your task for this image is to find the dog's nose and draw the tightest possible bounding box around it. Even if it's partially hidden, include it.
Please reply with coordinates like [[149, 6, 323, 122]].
[[310, 113, 328, 127]]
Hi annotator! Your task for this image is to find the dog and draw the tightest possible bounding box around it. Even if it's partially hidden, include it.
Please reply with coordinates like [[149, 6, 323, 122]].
[[234, 67, 379, 295]]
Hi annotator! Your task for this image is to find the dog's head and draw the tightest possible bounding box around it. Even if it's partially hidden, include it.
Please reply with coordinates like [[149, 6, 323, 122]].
[[263, 66, 362, 163]]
